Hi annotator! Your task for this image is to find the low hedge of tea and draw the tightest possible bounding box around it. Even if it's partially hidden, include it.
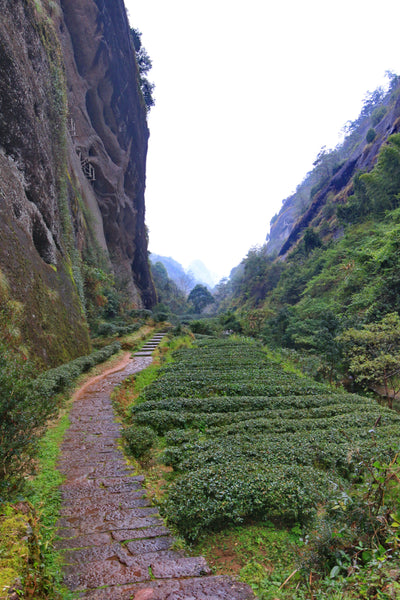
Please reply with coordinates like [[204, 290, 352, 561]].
[[0, 341, 120, 499], [129, 337, 400, 540]]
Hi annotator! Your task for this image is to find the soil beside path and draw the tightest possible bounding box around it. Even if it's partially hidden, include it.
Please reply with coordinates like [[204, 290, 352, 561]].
[[56, 337, 255, 600]]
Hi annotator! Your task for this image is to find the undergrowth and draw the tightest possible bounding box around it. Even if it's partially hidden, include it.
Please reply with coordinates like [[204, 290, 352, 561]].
[[0, 413, 72, 600], [194, 521, 301, 599], [25, 413, 73, 600]]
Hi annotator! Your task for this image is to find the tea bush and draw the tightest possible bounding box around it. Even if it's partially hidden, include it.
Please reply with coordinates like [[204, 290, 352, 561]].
[[97, 322, 142, 337], [131, 392, 363, 414], [129, 337, 400, 541], [123, 424, 155, 458], [32, 341, 120, 400], [165, 462, 332, 541]]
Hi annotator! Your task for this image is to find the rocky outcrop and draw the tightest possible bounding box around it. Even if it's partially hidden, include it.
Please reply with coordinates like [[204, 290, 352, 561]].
[[278, 91, 400, 256], [59, 0, 156, 307], [0, 0, 91, 365], [266, 82, 400, 257], [0, 0, 155, 365]]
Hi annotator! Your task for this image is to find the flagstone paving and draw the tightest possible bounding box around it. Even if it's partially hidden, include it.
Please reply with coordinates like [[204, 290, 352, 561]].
[[57, 336, 254, 599]]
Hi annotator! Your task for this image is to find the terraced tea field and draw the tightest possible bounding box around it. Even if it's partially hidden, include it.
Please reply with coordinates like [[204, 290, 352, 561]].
[[129, 337, 400, 541]]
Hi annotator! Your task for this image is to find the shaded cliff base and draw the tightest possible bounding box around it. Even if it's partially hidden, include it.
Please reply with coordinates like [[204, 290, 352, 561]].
[[0, 153, 90, 367]]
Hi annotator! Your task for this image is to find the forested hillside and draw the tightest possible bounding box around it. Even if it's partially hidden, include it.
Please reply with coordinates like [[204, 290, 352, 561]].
[[215, 73, 400, 394], [266, 72, 400, 256]]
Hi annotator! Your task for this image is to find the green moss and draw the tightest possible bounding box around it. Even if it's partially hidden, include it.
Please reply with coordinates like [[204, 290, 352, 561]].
[[31, 1, 88, 320], [0, 411, 76, 599], [0, 505, 30, 595], [0, 209, 90, 367]]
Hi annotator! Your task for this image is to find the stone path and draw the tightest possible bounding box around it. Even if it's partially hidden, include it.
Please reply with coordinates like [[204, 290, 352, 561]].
[[56, 335, 255, 600]]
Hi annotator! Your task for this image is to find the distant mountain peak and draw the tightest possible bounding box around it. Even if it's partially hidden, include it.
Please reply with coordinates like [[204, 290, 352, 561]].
[[150, 254, 218, 289]]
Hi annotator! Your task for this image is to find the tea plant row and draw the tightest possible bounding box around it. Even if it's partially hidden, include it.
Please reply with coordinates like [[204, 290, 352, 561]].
[[129, 338, 400, 540]]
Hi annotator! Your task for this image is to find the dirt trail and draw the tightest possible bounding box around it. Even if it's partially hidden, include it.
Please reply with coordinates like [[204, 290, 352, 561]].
[[56, 336, 254, 600]]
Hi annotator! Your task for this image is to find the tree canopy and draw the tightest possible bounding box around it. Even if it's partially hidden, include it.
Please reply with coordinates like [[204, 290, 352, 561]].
[[338, 313, 400, 407], [188, 284, 214, 313], [130, 27, 155, 110]]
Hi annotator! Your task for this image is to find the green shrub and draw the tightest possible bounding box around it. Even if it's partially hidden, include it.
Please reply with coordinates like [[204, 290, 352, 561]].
[[129, 309, 152, 319], [299, 454, 400, 579], [189, 320, 216, 335], [366, 128, 377, 143], [128, 336, 400, 542], [33, 341, 121, 400], [0, 345, 55, 499], [0, 341, 121, 499], [154, 311, 169, 322], [97, 322, 117, 337], [97, 321, 142, 337], [165, 462, 332, 541], [122, 425, 156, 458], [371, 105, 387, 126]]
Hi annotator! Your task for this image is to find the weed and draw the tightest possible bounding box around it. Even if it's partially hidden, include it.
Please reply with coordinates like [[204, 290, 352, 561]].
[[26, 413, 72, 599]]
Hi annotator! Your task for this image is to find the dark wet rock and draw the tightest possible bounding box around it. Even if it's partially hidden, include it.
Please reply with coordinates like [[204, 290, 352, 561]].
[[126, 536, 175, 555], [92, 482, 143, 494], [59, 514, 163, 534], [61, 487, 145, 503], [78, 576, 255, 600], [111, 526, 171, 542], [103, 507, 159, 521], [60, 496, 150, 517], [150, 556, 211, 579], [55, 532, 112, 550], [62, 542, 124, 565], [63, 557, 149, 590]]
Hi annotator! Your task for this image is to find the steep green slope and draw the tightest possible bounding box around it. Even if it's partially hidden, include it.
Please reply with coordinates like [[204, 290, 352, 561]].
[[267, 74, 400, 257], [217, 77, 400, 389]]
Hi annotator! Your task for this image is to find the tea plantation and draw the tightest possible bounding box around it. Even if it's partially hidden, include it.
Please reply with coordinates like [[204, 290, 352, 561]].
[[129, 337, 400, 541]]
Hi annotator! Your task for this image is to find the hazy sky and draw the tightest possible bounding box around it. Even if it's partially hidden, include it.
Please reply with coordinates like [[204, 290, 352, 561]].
[[125, 0, 400, 283]]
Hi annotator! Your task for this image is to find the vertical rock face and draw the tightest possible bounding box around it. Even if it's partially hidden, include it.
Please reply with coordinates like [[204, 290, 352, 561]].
[[0, 0, 155, 366], [59, 0, 156, 307]]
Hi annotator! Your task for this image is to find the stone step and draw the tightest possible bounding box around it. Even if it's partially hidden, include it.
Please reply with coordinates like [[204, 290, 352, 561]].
[[62, 542, 180, 566], [150, 556, 211, 579], [111, 526, 171, 542], [78, 575, 255, 600]]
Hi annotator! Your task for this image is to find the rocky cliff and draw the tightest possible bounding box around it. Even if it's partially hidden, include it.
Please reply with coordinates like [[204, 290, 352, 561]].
[[0, 0, 156, 366], [266, 79, 400, 257]]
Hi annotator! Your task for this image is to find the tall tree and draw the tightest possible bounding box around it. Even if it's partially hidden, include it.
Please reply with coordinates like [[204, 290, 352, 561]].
[[188, 284, 214, 313], [338, 313, 400, 408]]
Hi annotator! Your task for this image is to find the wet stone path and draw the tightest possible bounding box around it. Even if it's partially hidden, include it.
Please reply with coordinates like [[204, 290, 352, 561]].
[[56, 335, 254, 600]]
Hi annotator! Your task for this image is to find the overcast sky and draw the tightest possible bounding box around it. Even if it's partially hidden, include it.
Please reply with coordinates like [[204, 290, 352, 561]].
[[124, 0, 400, 283]]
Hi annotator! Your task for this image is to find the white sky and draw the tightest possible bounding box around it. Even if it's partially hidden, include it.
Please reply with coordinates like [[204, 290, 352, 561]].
[[125, 0, 400, 283]]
